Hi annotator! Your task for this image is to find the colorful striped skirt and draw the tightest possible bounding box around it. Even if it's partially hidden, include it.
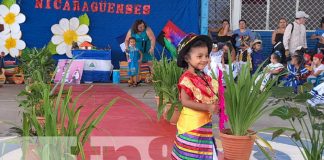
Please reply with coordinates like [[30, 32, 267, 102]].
[[171, 123, 217, 160]]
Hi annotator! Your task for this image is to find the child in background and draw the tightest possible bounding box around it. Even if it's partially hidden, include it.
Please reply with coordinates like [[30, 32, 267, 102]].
[[304, 53, 312, 72], [126, 37, 143, 87], [250, 39, 267, 74], [172, 33, 227, 159], [256, 51, 284, 90], [222, 42, 239, 79], [307, 53, 324, 84], [284, 55, 310, 92], [204, 43, 222, 77]]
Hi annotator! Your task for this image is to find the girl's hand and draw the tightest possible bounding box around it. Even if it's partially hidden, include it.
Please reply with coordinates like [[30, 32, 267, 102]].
[[149, 48, 154, 54], [207, 104, 219, 114]]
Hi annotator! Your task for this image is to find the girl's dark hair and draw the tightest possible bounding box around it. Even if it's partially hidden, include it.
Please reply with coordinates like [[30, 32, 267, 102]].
[[177, 40, 209, 68], [222, 19, 230, 24], [131, 19, 147, 33], [279, 17, 287, 22], [271, 52, 281, 62], [292, 55, 303, 65], [129, 37, 136, 41]]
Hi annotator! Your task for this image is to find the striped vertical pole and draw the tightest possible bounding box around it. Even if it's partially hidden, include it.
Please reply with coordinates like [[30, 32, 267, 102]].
[[200, 0, 209, 35]]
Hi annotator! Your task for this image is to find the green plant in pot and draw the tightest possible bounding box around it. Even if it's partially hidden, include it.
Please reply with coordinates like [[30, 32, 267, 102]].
[[220, 52, 278, 160], [156, 57, 183, 124], [19, 61, 119, 160], [265, 85, 324, 160], [19, 47, 55, 84]]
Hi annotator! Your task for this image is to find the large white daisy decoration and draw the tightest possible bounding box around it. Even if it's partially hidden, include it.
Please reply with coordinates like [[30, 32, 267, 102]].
[[0, 31, 26, 57], [0, 4, 26, 34], [51, 17, 92, 58]]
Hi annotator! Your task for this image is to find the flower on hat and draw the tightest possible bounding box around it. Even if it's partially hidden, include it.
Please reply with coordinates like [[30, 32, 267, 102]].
[[0, 31, 26, 57], [0, 4, 26, 34], [51, 17, 92, 58]]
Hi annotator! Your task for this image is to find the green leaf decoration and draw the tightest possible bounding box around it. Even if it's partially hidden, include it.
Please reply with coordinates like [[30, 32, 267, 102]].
[[313, 122, 324, 131], [291, 131, 301, 141], [79, 13, 90, 26], [271, 129, 285, 140], [2, 0, 16, 8], [270, 106, 291, 120], [47, 41, 57, 55]]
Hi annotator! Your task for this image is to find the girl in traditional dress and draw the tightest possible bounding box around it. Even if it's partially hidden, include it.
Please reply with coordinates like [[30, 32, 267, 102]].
[[256, 51, 284, 91], [171, 33, 227, 160]]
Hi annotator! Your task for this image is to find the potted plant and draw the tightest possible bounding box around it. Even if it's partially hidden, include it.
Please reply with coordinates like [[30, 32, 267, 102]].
[[265, 85, 324, 160], [220, 52, 278, 160], [19, 47, 55, 84], [157, 57, 183, 124]]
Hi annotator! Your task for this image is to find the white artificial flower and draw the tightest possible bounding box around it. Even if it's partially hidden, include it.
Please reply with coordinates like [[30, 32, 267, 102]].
[[0, 31, 26, 57], [0, 4, 26, 34], [51, 17, 92, 58]]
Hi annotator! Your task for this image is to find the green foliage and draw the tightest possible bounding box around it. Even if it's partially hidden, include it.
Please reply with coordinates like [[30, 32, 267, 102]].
[[19, 47, 55, 84], [1, 0, 16, 7], [78, 13, 90, 26], [152, 51, 183, 121], [265, 85, 324, 160], [223, 50, 278, 136], [47, 41, 57, 55]]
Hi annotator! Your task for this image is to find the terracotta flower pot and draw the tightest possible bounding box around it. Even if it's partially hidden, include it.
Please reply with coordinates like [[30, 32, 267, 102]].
[[219, 129, 256, 160], [163, 103, 180, 125]]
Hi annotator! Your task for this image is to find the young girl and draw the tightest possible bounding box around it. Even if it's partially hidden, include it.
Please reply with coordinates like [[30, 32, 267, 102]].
[[307, 53, 324, 84], [222, 42, 239, 79], [251, 39, 267, 74], [256, 51, 284, 90], [204, 43, 222, 77], [284, 55, 310, 92], [171, 33, 227, 159], [126, 37, 143, 87], [304, 53, 312, 71]]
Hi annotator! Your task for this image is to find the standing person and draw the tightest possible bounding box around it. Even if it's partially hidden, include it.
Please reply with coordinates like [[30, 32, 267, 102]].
[[311, 17, 324, 54], [125, 19, 155, 68], [233, 19, 256, 51], [171, 33, 227, 159], [126, 37, 143, 87], [250, 39, 267, 74], [209, 19, 233, 44], [272, 18, 288, 64], [283, 11, 309, 59]]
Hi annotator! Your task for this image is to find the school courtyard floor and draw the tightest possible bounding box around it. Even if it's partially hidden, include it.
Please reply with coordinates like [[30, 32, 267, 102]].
[[0, 83, 307, 159]]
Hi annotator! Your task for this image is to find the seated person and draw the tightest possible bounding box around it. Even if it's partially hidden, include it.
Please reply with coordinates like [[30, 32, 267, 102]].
[[304, 53, 312, 71], [256, 51, 284, 90], [307, 53, 324, 84], [222, 42, 240, 79], [307, 81, 324, 107], [250, 39, 267, 74], [283, 55, 310, 93], [204, 43, 222, 77]]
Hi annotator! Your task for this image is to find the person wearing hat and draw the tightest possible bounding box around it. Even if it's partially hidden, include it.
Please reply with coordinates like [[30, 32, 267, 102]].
[[250, 39, 267, 74], [311, 17, 324, 54], [171, 33, 227, 160], [283, 11, 309, 58], [307, 53, 324, 85]]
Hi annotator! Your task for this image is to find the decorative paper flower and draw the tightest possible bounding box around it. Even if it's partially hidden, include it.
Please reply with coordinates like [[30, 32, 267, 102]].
[[0, 31, 26, 57], [51, 17, 92, 58], [0, 4, 26, 34]]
